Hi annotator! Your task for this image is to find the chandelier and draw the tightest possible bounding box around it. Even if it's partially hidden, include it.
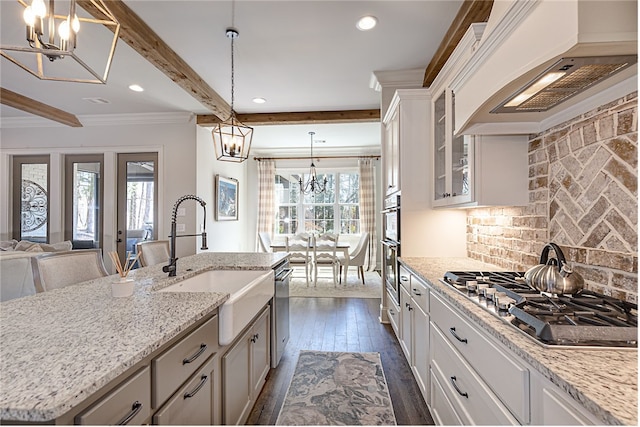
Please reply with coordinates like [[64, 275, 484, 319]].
[[212, 27, 253, 163], [299, 132, 327, 195], [0, 0, 120, 83]]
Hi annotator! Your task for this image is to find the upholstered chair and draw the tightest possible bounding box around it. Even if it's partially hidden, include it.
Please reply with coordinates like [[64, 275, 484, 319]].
[[31, 249, 108, 292], [136, 240, 170, 267], [338, 232, 370, 285], [258, 232, 272, 252]]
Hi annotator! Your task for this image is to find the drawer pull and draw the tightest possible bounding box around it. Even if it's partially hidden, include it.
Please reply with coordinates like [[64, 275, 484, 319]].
[[412, 288, 422, 296], [450, 376, 469, 398], [116, 401, 143, 425], [183, 343, 207, 365], [449, 327, 467, 344], [251, 333, 260, 343], [184, 375, 209, 399], [400, 275, 409, 282]]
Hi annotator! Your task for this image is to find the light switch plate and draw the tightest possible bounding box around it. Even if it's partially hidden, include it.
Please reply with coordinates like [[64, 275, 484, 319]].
[[176, 223, 186, 232]]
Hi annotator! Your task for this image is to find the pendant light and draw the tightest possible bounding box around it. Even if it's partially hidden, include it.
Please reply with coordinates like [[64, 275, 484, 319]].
[[212, 21, 253, 162], [0, 0, 120, 84], [299, 132, 327, 195]]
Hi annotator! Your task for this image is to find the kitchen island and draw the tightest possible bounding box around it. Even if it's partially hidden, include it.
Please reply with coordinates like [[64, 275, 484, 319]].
[[400, 257, 637, 426], [0, 252, 287, 423]]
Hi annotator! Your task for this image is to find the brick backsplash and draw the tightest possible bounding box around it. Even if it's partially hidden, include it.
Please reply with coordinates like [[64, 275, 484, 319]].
[[467, 92, 638, 303]]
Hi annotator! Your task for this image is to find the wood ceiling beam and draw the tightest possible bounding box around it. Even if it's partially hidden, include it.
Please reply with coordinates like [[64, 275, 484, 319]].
[[77, 0, 231, 120], [1, 88, 83, 127], [423, 0, 494, 87], [196, 109, 381, 126]]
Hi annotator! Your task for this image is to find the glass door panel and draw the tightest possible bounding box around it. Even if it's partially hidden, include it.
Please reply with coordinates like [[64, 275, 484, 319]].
[[434, 91, 447, 200], [65, 155, 103, 249], [12, 155, 50, 243], [450, 92, 470, 198], [117, 153, 158, 266]]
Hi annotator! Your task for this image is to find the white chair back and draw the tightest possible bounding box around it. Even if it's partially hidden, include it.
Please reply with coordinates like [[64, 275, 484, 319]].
[[136, 240, 170, 267], [31, 249, 108, 292], [286, 234, 312, 287], [258, 232, 272, 252]]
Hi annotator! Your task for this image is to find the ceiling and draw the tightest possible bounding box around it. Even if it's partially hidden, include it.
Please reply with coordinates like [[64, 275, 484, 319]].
[[0, 0, 467, 154]]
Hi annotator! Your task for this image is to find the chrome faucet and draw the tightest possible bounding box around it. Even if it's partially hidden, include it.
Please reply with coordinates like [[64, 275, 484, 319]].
[[163, 195, 208, 277]]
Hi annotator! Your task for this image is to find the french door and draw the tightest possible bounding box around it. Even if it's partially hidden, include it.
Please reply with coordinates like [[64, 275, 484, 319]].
[[64, 154, 104, 249], [116, 153, 158, 265], [12, 155, 50, 243]]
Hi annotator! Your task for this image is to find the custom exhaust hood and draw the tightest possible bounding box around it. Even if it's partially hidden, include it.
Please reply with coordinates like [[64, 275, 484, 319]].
[[451, 0, 638, 136]]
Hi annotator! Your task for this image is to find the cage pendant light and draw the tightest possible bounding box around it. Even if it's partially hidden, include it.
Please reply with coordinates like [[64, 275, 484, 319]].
[[0, 0, 120, 84], [212, 27, 253, 163], [299, 132, 327, 195]]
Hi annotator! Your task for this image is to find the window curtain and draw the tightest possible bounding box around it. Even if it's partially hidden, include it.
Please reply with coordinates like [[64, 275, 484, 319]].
[[256, 160, 275, 251], [359, 158, 376, 271]]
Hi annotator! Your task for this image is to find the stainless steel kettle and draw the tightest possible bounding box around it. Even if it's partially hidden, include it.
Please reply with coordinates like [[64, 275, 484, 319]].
[[524, 243, 584, 295]]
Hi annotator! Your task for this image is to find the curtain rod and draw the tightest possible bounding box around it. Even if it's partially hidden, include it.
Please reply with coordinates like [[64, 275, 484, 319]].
[[254, 154, 380, 161]]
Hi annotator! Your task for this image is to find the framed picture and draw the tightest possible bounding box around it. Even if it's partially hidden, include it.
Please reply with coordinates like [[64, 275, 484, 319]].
[[215, 175, 238, 221]]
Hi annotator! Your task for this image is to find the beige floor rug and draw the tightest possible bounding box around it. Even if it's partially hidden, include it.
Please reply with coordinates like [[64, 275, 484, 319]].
[[289, 270, 382, 299], [276, 350, 396, 425]]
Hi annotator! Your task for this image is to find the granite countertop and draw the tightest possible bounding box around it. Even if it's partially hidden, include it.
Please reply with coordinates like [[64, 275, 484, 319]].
[[0, 251, 288, 422], [400, 257, 638, 426]]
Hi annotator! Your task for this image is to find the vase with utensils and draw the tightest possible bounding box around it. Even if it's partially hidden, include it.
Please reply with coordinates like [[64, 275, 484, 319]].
[[108, 251, 140, 297]]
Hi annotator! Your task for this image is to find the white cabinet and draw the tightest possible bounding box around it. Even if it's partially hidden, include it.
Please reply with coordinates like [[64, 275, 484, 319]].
[[384, 106, 400, 195], [386, 287, 401, 339], [432, 88, 529, 208], [398, 263, 430, 403], [382, 88, 430, 201], [222, 305, 271, 426]]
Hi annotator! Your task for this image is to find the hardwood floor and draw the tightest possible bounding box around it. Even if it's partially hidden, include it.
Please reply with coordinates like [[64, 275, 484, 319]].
[[246, 297, 435, 425]]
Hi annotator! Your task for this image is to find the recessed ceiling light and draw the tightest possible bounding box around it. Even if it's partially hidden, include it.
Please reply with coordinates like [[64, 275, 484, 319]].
[[356, 15, 377, 31], [252, 97, 266, 104], [129, 84, 144, 92]]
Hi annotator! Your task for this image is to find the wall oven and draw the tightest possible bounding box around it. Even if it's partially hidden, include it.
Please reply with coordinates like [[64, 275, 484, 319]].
[[381, 194, 400, 305]]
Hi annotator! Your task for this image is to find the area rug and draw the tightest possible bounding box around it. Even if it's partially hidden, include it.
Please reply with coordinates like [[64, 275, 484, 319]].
[[289, 270, 382, 299], [276, 350, 396, 426]]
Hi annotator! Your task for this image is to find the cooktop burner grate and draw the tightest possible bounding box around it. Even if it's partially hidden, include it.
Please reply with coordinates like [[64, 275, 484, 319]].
[[442, 271, 638, 349]]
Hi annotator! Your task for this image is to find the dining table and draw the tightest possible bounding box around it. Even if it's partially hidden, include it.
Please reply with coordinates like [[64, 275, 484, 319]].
[[271, 239, 351, 284]]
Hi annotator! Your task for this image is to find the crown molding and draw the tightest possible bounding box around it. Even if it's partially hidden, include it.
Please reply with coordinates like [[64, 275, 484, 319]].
[[1, 112, 195, 129], [370, 69, 425, 92]]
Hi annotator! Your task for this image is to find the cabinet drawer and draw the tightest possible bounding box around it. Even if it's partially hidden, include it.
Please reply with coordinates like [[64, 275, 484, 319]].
[[153, 353, 217, 425], [431, 293, 529, 423], [431, 325, 518, 425], [430, 368, 463, 426], [75, 367, 151, 425], [399, 265, 411, 292], [410, 277, 429, 313], [153, 314, 219, 408], [387, 288, 401, 338]]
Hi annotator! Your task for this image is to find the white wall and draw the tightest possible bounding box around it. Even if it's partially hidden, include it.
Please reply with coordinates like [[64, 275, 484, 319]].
[[0, 114, 198, 260], [196, 125, 251, 252]]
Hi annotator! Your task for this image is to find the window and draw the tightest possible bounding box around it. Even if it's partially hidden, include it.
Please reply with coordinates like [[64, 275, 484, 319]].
[[12, 155, 50, 243], [275, 170, 360, 235]]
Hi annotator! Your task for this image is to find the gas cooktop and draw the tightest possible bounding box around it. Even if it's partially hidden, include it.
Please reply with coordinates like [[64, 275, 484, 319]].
[[442, 271, 638, 349]]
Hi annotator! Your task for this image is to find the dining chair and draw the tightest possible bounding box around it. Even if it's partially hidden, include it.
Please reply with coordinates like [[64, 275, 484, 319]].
[[286, 234, 312, 287], [258, 232, 272, 252], [136, 240, 170, 267], [313, 233, 340, 287], [338, 232, 370, 285], [31, 249, 109, 293]]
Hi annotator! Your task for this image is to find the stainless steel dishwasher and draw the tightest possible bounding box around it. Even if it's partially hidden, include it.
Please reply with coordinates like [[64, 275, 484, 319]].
[[271, 259, 292, 367]]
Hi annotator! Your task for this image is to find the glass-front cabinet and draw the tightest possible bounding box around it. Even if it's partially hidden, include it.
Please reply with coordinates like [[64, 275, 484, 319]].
[[433, 89, 472, 207]]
